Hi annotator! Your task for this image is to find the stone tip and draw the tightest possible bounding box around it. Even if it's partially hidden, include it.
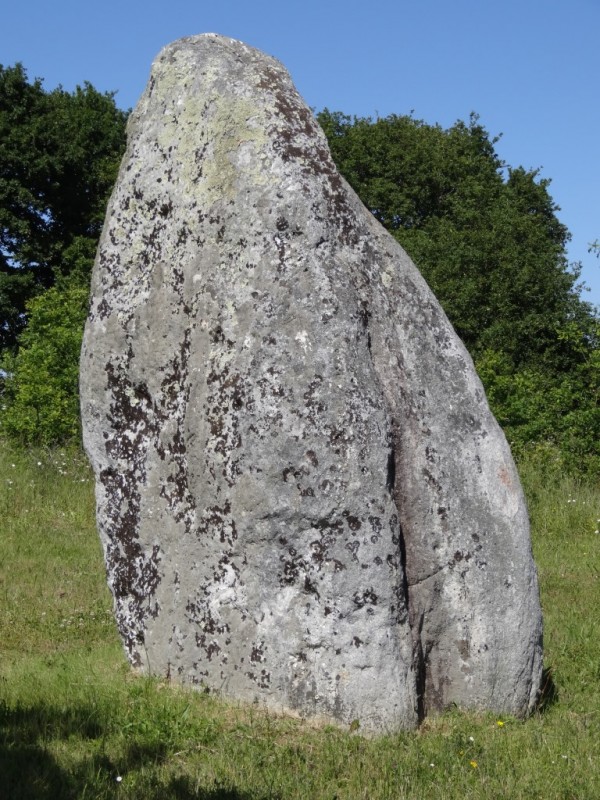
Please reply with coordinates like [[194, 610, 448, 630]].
[[156, 32, 259, 56]]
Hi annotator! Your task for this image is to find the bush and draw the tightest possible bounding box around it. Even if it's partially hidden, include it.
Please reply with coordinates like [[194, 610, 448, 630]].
[[476, 343, 600, 476], [1, 285, 88, 444]]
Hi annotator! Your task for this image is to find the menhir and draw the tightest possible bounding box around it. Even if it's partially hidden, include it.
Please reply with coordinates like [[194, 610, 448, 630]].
[[80, 33, 543, 734]]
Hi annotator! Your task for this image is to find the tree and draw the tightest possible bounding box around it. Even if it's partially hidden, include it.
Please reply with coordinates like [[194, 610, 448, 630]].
[[318, 110, 594, 367], [1, 80, 597, 467], [318, 110, 599, 473], [0, 64, 127, 351]]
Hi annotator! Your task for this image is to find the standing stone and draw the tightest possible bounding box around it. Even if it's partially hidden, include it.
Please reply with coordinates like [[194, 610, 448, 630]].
[[80, 34, 543, 733]]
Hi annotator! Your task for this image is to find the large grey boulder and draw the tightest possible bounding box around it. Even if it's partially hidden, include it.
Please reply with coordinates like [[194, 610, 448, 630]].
[[80, 34, 543, 733]]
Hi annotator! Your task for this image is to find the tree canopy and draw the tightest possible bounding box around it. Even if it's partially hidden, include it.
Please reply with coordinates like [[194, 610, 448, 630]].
[[318, 110, 595, 368], [317, 110, 599, 472], [0, 76, 598, 473], [0, 63, 127, 350]]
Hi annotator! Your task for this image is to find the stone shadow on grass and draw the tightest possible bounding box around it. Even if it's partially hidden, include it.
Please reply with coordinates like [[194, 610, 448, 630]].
[[0, 702, 104, 800], [0, 703, 271, 799], [144, 777, 277, 800]]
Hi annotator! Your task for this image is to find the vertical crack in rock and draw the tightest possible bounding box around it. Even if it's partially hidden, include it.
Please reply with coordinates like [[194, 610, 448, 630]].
[[81, 33, 543, 733], [385, 423, 426, 721], [386, 442, 396, 496]]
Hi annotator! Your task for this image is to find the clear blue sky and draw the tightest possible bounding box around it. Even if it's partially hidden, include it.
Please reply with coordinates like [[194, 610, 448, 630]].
[[2, 0, 599, 306]]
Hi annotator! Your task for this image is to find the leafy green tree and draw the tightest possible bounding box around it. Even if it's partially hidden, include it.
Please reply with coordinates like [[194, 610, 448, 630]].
[[0, 63, 127, 351], [1, 285, 88, 444], [318, 110, 593, 368], [318, 110, 599, 473], [1, 83, 597, 465]]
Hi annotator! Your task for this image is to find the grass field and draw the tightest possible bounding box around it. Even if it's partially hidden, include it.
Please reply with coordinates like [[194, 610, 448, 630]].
[[1, 442, 599, 799]]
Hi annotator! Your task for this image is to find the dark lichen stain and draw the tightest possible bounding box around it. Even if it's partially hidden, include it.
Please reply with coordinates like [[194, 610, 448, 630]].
[[187, 600, 230, 663], [352, 588, 378, 609], [423, 467, 443, 492], [452, 550, 472, 566], [97, 297, 111, 320], [303, 377, 326, 417], [99, 313, 200, 663], [306, 450, 318, 467], [101, 363, 170, 665], [282, 465, 308, 483], [197, 502, 238, 549], [246, 669, 271, 689], [250, 642, 266, 663], [280, 549, 308, 586], [343, 513, 361, 531]]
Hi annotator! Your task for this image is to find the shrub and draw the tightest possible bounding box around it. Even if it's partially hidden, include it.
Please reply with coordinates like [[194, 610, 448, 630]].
[[1, 285, 88, 444]]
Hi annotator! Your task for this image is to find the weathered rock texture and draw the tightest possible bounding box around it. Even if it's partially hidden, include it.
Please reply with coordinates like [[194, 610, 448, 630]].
[[80, 34, 543, 733]]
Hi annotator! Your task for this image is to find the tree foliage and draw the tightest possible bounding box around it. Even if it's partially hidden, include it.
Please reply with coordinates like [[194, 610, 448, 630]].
[[0, 63, 127, 350], [0, 80, 598, 470], [318, 110, 599, 473], [318, 111, 593, 364], [1, 285, 88, 444]]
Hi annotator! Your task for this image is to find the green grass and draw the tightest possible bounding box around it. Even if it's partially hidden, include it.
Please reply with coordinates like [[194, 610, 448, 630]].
[[1, 441, 599, 799]]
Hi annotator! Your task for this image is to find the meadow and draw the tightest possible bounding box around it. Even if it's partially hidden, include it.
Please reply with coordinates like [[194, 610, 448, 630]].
[[1, 442, 598, 799]]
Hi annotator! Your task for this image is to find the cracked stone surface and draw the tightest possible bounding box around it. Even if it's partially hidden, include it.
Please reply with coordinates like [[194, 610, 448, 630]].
[[80, 33, 543, 733]]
